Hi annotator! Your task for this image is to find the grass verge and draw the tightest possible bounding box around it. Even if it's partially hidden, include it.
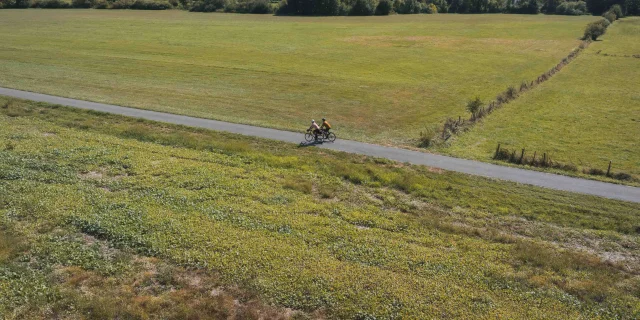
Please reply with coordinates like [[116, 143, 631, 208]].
[[1, 97, 639, 318]]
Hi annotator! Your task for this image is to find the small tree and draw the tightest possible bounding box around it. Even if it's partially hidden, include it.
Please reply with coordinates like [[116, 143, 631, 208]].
[[374, 0, 392, 14], [466, 97, 483, 119], [421, 2, 438, 13], [604, 10, 617, 22], [349, 0, 376, 15], [583, 19, 610, 41], [610, 4, 624, 17]]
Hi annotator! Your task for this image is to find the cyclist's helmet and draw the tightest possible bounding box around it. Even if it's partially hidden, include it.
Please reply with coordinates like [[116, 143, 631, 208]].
[[311, 120, 315, 123], [322, 118, 326, 121]]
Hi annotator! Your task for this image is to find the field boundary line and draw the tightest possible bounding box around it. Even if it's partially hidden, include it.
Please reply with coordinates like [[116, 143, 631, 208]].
[[0, 87, 639, 203], [437, 40, 590, 142]]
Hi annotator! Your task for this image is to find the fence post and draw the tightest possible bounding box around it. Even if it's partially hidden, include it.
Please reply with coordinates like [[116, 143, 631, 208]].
[[543, 153, 547, 165], [607, 160, 612, 176], [532, 151, 537, 164], [519, 149, 525, 164], [494, 143, 501, 159]]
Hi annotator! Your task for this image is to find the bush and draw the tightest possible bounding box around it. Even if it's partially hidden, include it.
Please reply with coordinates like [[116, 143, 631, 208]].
[[603, 10, 617, 22], [281, 0, 315, 14], [349, 0, 376, 15], [31, 0, 72, 7], [583, 18, 609, 40], [130, 0, 173, 9], [394, 0, 420, 13], [92, 0, 108, 7], [611, 172, 633, 181], [5, 0, 30, 7], [418, 126, 437, 148], [556, 1, 588, 15], [110, 0, 133, 8], [246, 0, 273, 13], [609, 3, 623, 16], [374, 0, 392, 14], [190, 0, 228, 11], [421, 2, 437, 13], [71, 0, 91, 6], [315, 0, 340, 14], [430, 0, 448, 12], [275, 0, 287, 13], [526, 0, 541, 13], [466, 97, 482, 117], [0, 0, 15, 8]]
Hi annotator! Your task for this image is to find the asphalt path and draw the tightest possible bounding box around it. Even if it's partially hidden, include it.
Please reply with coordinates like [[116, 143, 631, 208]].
[[1, 87, 638, 203]]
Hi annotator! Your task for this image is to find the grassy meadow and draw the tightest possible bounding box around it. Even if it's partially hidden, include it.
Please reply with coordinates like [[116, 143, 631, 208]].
[[443, 17, 640, 178], [0, 10, 596, 145], [1, 97, 639, 319]]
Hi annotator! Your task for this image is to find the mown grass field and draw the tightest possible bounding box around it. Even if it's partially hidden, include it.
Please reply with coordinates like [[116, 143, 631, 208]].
[[0, 10, 595, 145], [1, 97, 639, 319], [444, 17, 640, 178]]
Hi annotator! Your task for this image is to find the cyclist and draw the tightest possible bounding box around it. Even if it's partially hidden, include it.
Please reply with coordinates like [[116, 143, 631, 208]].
[[321, 118, 331, 135], [307, 120, 321, 141]]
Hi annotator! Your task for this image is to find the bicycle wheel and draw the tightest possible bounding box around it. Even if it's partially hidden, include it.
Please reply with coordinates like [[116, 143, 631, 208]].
[[304, 132, 315, 142], [327, 132, 337, 142]]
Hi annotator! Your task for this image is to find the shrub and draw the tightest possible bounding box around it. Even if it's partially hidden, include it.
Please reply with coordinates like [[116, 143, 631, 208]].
[[431, 0, 448, 12], [349, 0, 377, 15], [315, 0, 340, 14], [466, 97, 482, 118], [421, 2, 437, 13], [585, 168, 605, 175], [487, 0, 503, 12], [72, 0, 91, 7], [282, 0, 315, 14], [251, 0, 273, 13], [556, 1, 588, 15], [609, 3, 623, 16], [418, 126, 437, 148], [394, 0, 420, 13], [583, 18, 609, 41], [603, 10, 617, 22], [3, 0, 30, 8], [275, 0, 289, 13], [507, 0, 540, 13], [110, 0, 133, 8], [374, 0, 392, 14], [130, 0, 173, 9], [611, 172, 633, 181], [524, 0, 540, 13], [232, 0, 273, 13], [92, 0, 108, 7], [190, 0, 227, 11], [31, 0, 72, 8], [505, 85, 518, 100]]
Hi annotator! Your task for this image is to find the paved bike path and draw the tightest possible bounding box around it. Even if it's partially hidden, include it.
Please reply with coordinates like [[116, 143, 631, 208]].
[[1, 87, 639, 203]]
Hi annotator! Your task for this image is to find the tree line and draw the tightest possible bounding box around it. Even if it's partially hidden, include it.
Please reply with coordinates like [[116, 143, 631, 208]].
[[1, 0, 638, 15]]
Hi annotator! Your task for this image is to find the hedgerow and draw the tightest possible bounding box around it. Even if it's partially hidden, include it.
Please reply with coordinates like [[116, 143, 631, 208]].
[[555, 1, 588, 15], [3, 0, 638, 15]]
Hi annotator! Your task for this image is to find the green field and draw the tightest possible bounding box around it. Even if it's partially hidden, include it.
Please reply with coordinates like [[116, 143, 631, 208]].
[[1, 97, 639, 319], [0, 10, 595, 145], [443, 17, 640, 178]]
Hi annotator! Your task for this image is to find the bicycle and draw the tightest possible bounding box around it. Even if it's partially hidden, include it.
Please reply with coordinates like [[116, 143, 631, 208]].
[[305, 129, 336, 143]]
